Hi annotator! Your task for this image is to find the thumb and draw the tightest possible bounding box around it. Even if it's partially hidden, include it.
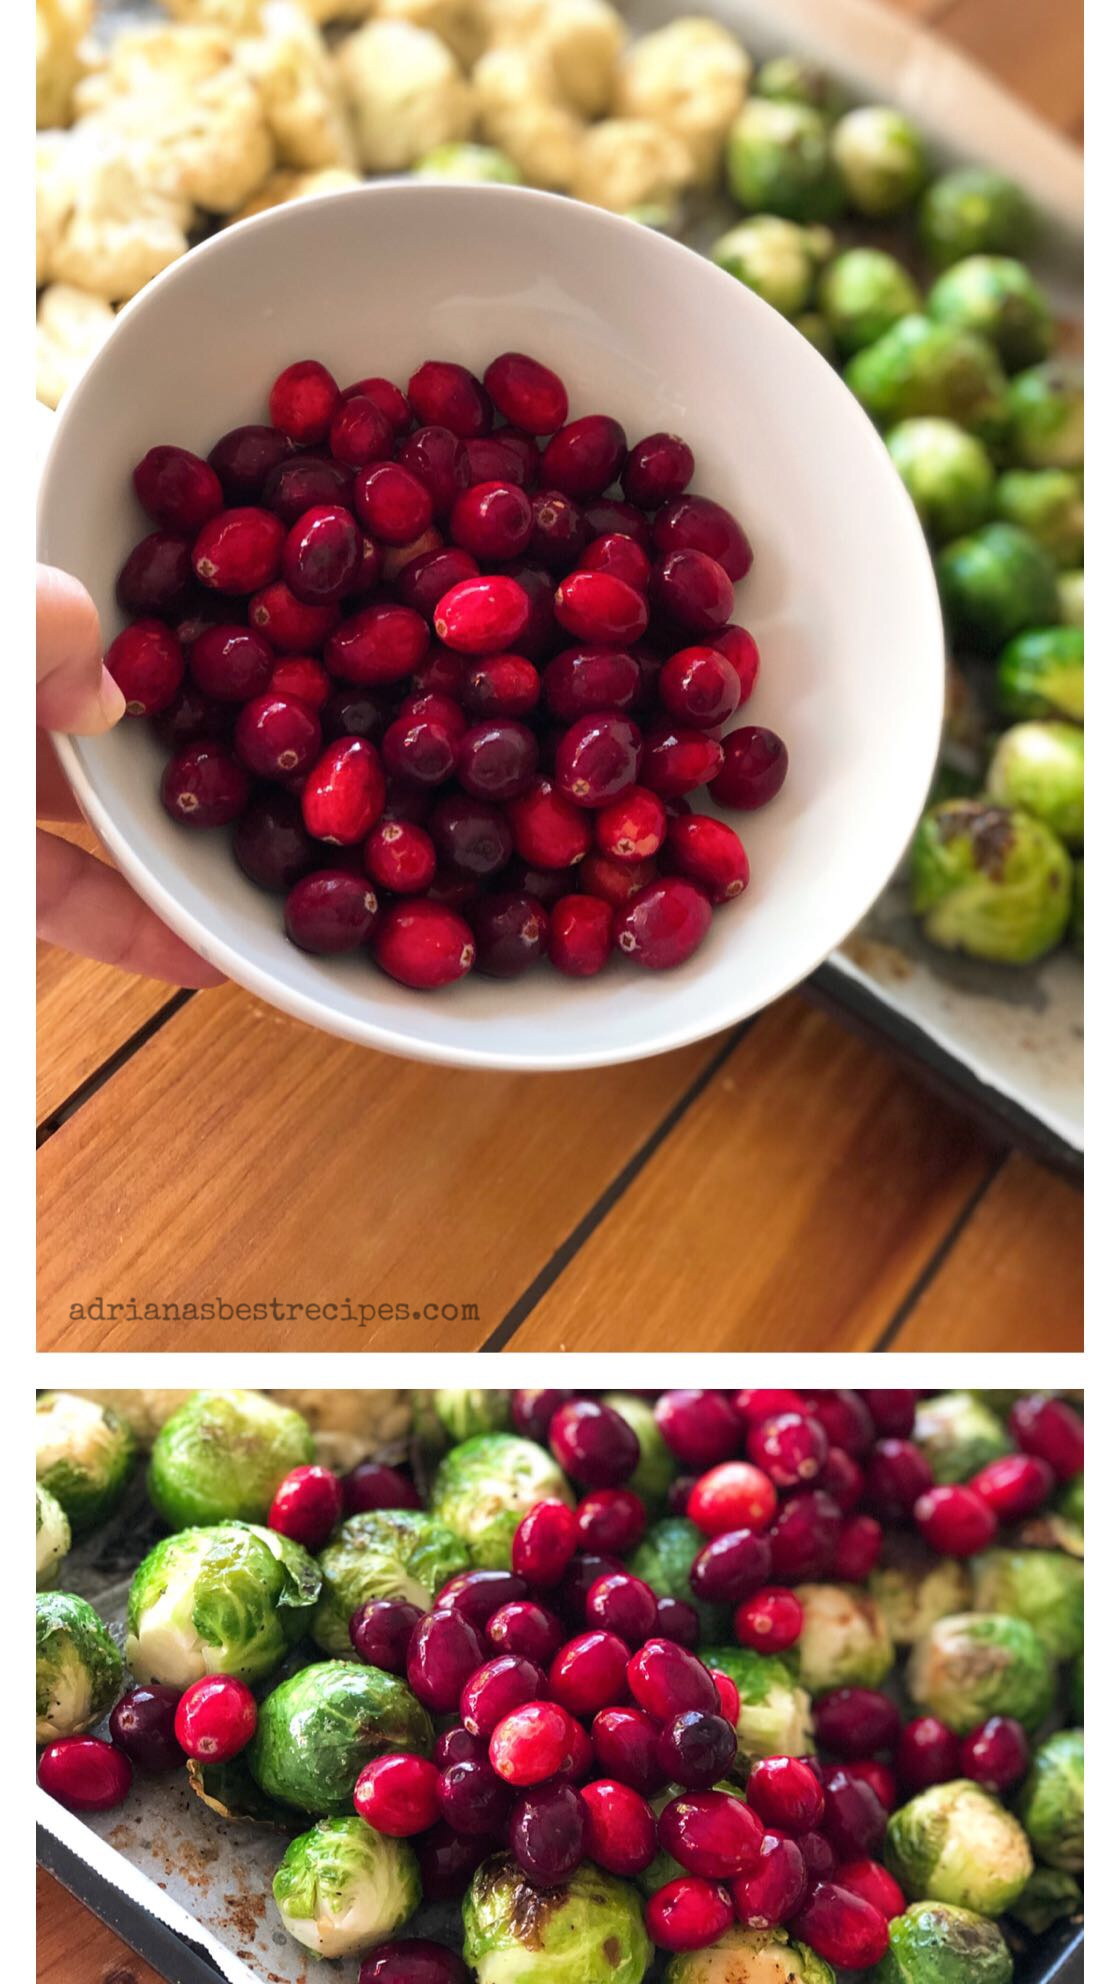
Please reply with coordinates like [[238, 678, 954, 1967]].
[[37, 564, 126, 734]]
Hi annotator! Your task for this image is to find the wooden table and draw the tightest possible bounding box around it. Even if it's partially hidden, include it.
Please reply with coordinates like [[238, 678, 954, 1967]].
[[36, 0, 1084, 1364]]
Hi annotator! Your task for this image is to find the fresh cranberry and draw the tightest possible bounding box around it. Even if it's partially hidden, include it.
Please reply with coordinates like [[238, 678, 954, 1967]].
[[651, 549, 734, 635], [734, 1588, 803, 1654], [329, 393, 393, 469], [628, 1639, 721, 1722], [106, 620, 184, 716], [711, 624, 761, 707], [655, 1596, 701, 1648], [488, 1602, 564, 1666], [971, 1452, 1055, 1520], [362, 819, 437, 894], [591, 1705, 664, 1795], [820, 1769, 887, 1859], [437, 1757, 512, 1837], [550, 1398, 640, 1486], [732, 1388, 803, 1423], [436, 1726, 489, 1770], [381, 714, 456, 788], [512, 1499, 580, 1587], [640, 723, 724, 799], [328, 604, 429, 689], [343, 1462, 421, 1513], [833, 1514, 884, 1581], [484, 353, 568, 435], [653, 495, 752, 582], [658, 647, 738, 729], [471, 892, 548, 976], [793, 1881, 890, 1970], [268, 655, 331, 709], [187, 624, 270, 703], [845, 1761, 896, 1811], [450, 480, 533, 561], [282, 504, 363, 603], [493, 560, 556, 658], [663, 815, 750, 904], [436, 1570, 529, 1631], [117, 532, 194, 617], [512, 1390, 578, 1443], [540, 416, 627, 499], [530, 489, 590, 571], [209, 424, 293, 501], [692, 1529, 772, 1605], [249, 579, 339, 653], [819, 1448, 865, 1515], [767, 1490, 843, 1580], [732, 1833, 808, 1927], [549, 1631, 630, 1717], [233, 693, 320, 781], [350, 1598, 423, 1673], [267, 1463, 343, 1550], [860, 1390, 918, 1437], [342, 374, 412, 431], [577, 1488, 647, 1555], [616, 878, 712, 969], [748, 1413, 829, 1488], [416, 1824, 491, 1901], [38, 1738, 132, 1812], [301, 737, 385, 843], [374, 896, 477, 986], [396, 549, 478, 623], [109, 1685, 184, 1773], [711, 726, 789, 809], [580, 849, 656, 906], [800, 1832, 836, 1880], [623, 432, 694, 508], [360, 1941, 469, 1984], [559, 1555, 627, 1625], [409, 361, 492, 438], [591, 790, 664, 868], [490, 1701, 580, 1786], [582, 496, 652, 546], [264, 453, 353, 526], [554, 570, 648, 646], [408, 1609, 485, 1711], [461, 1656, 545, 1738], [284, 871, 379, 953], [353, 461, 433, 546], [553, 713, 641, 808], [748, 1758, 824, 1834], [687, 1463, 776, 1537], [580, 533, 651, 592], [543, 647, 639, 722], [914, 1483, 997, 1557], [510, 1781, 587, 1886], [454, 720, 536, 802], [174, 1675, 256, 1762], [647, 1876, 735, 1952], [864, 1439, 933, 1521], [1008, 1395, 1083, 1480], [398, 425, 470, 517], [354, 1753, 440, 1835], [434, 576, 530, 654], [897, 1716, 960, 1793], [814, 1690, 900, 1759], [654, 1709, 737, 1789], [269, 358, 339, 443], [572, 1781, 655, 1879], [463, 653, 540, 719], [431, 793, 513, 878], [586, 1573, 658, 1646], [464, 435, 529, 486], [193, 507, 285, 594], [161, 742, 248, 828], [134, 444, 223, 534], [832, 1860, 906, 1922], [960, 1716, 1031, 1792], [655, 1392, 742, 1468]]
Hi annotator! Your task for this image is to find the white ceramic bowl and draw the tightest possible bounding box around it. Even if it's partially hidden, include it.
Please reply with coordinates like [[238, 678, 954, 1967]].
[[41, 182, 943, 1070]]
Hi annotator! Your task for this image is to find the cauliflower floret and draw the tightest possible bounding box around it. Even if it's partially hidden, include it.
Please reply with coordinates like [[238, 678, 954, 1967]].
[[472, 45, 584, 189], [570, 115, 695, 213], [236, 2, 357, 169], [37, 285, 116, 410], [160, 0, 269, 24], [335, 20, 475, 172], [37, 0, 93, 129], [74, 24, 236, 110], [613, 17, 751, 183], [294, 0, 376, 20], [37, 132, 73, 283], [480, 0, 622, 116], [231, 163, 362, 220], [377, 0, 488, 71], [42, 129, 192, 301]]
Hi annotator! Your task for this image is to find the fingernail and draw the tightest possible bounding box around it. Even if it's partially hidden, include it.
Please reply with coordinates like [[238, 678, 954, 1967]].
[[98, 667, 127, 727]]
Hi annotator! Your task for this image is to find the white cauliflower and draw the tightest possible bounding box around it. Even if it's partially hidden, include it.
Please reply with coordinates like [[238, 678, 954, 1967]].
[[42, 129, 192, 301], [294, 0, 376, 20], [481, 0, 623, 117], [37, 133, 73, 283], [613, 16, 751, 182], [36, 285, 116, 409], [231, 163, 362, 220], [37, 0, 93, 129], [160, 0, 269, 25], [570, 115, 694, 213], [74, 23, 236, 108], [335, 19, 475, 172], [378, 0, 489, 71], [236, 3, 357, 169], [473, 45, 584, 189]]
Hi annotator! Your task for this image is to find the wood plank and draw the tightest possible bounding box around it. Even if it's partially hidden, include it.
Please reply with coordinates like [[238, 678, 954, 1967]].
[[37, 982, 722, 1351], [503, 997, 998, 1351], [38, 1868, 164, 1984], [934, 0, 1083, 130], [887, 1151, 1083, 1349]]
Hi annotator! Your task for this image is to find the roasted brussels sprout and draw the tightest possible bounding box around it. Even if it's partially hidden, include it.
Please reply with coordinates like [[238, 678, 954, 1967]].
[[36, 1591, 123, 1743], [908, 1611, 1055, 1734], [712, 216, 835, 317], [36, 1391, 135, 1538], [845, 318, 1007, 440], [699, 1645, 815, 1765], [429, 1432, 573, 1568], [249, 1660, 433, 1814], [725, 100, 844, 221], [819, 249, 922, 357], [830, 106, 927, 216], [753, 55, 846, 121], [914, 1393, 1011, 1484], [148, 1390, 315, 1530], [416, 1390, 511, 1444], [463, 1855, 653, 1984], [869, 1901, 1013, 1984], [919, 168, 1035, 269], [886, 419, 995, 541], [987, 722, 1084, 847], [1017, 1729, 1083, 1872], [791, 1583, 893, 1694], [936, 523, 1059, 652], [36, 1484, 72, 1592], [312, 1509, 471, 1655], [666, 1924, 837, 1981], [1058, 570, 1084, 628], [927, 256, 1053, 371], [886, 1780, 1032, 1917], [910, 799, 1072, 964], [603, 1393, 677, 1507], [272, 1816, 421, 1955], [994, 469, 1083, 567], [631, 1518, 723, 1638], [126, 1521, 321, 1688], [970, 1548, 1083, 1661], [414, 141, 521, 183], [1008, 1869, 1083, 1937], [870, 1537, 972, 1646], [996, 626, 1083, 722], [1005, 362, 1084, 469]]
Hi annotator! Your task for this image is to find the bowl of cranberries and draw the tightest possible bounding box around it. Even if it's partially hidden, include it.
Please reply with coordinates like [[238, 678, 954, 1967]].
[[40, 183, 943, 1067]]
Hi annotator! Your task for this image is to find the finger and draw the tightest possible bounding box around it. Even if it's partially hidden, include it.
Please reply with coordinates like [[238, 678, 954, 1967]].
[[36, 564, 125, 733], [37, 828, 226, 987], [37, 731, 84, 823]]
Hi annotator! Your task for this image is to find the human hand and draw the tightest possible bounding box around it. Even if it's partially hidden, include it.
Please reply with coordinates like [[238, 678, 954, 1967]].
[[37, 564, 225, 986]]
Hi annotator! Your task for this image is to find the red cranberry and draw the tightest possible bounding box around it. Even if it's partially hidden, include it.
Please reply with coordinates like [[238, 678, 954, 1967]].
[[361, 1941, 469, 1984], [587, 1573, 658, 1646], [463, 653, 540, 719], [398, 425, 470, 517], [711, 726, 789, 809], [591, 1706, 664, 1795], [820, 1447, 865, 1514], [161, 742, 248, 827], [748, 1413, 829, 1489], [710, 624, 761, 707], [732, 1833, 808, 1927], [540, 415, 627, 499], [416, 1823, 491, 1901], [800, 1832, 836, 1880], [793, 1882, 890, 1969], [396, 551, 477, 625], [553, 713, 640, 808], [582, 496, 651, 545], [864, 1439, 934, 1521], [767, 1490, 843, 1580], [353, 461, 433, 546], [38, 1738, 132, 1812], [484, 353, 568, 434], [748, 1758, 825, 1834], [897, 1717, 960, 1793], [461, 1656, 546, 1738], [344, 1462, 421, 1513], [832, 1860, 906, 1922], [193, 507, 284, 594], [628, 1638, 720, 1722], [456, 720, 537, 802], [329, 393, 393, 469], [656, 1596, 701, 1649], [493, 559, 556, 658], [174, 1675, 256, 1761], [647, 1876, 735, 1952], [507, 779, 591, 868], [512, 1390, 578, 1444], [106, 619, 184, 716], [659, 646, 739, 728], [117, 531, 194, 617], [350, 1597, 423, 1672], [581, 1779, 658, 1877], [188, 624, 270, 703], [640, 723, 724, 799], [663, 815, 749, 904], [464, 435, 529, 486], [655, 1391, 742, 1468], [269, 358, 339, 443], [692, 1529, 772, 1605], [283, 504, 363, 606], [134, 444, 223, 534], [234, 693, 320, 781], [580, 532, 651, 592], [285, 870, 379, 953], [363, 819, 437, 894], [409, 361, 492, 438], [971, 1452, 1055, 1519], [860, 1390, 918, 1437], [408, 1609, 486, 1711], [431, 793, 513, 878], [657, 1710, 738, 1789], [550, 1398, 640, 1486], [451, 480, 533, 561], [623, 432, 694, 508], [436, 1726, 489, 1770], [914, 1483, 997, 1557], [510, 1780, 587, 1887], [488, 1602, 564, 1666], [734, 1588, 803, 1654], [374, 900, 475, 987], [559, 1554, 629, 1623], [845, 1761, 896, 1811], [616, 877, 712, 969], [342, 374, 412, 431], [109, 1685, 184, 1773], [820, 1769, 886, 1860], [355, 1753, 440, 1835], [591, 791, 664, 867], [548, 1630, 630, 1717], [490, 1701, 580, 1787], [436, 1570, 529, 1631], [435, 576, 530, 654], [831, 1515, 883, 1581], [814, 1690, 900, 1759], [688, 1462, 777, 1537], [1008, 1395, 1083, 1479], [471, 891, 549, 977], [267, 1463, 343, 1551], [328, 603, 430, 687], [577, 1488, 647, 1555], [549, 890, 614, 975], [651, 549, 734, 635], [530, 489, 590, 571], [544, 647, 639, 721], [301, 737, 385, 843], [653, 495, 753, 582], [381, 714, 457, 788], [209, 424, 293, 502], [437, 1756, 512, 1837], [250, 579, 339, 653], [264, 453, 353, 526], [734, 1388, 804, 1423], [268, 655, 330, 709], [960, 1716, 1031, 1792], [579, 849, 656, 906], [554, 570, 648, 646]]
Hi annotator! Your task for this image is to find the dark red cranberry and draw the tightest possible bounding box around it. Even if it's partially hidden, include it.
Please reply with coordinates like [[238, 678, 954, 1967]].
[[659, 646, 741, 727], [450, 480, 533, 561], [118, 531, 195, 616], [832, 1860, 906, 1923], [492, 559, 556, 658], [792, 1882, 890, 1969], [321, 688, 391, 744], [510, 1780, 587, 1887], [396, 547, 478, 622], [577, 1488, 647, 1555], [284, 870, 379, 953], [530, 489, 590, 571], [748, 1413, 829, 1488], [655, 1391, 742, 1468], [106, 619, 184, 716], [134, 445, 223, 534], [342, 374, 412, 432], [235, 693, 321, 780], [831, 1515, 883, 1581], [208, 424, 293, 502], [640, 723, 724, 799], [580, 532, 651, 592], [554, 712, 641, 808], [437, 1757, 512, 1837], [864, 1439, 933, 1521], [651, 549, 735, 634], [860, 1390, 918, 1437], [193, 507, 285, 594], [623, 432, 694, 508], [360, 1941, 469, 1984], [711, 726, 789, 809], [540, 415, 627, 499], [710, 623, 761, 707], [960, 1716, 1031, 1792], [487, 1601, 564, 1666], [161, 742, 249, 827], [329, 393, 394, 468], [461, 1656, 546, 1739], [463, 653, 540, 719], [327, 603, 430, 687], [897, 1717, 960, 1793], [397, 424, 471, 517], [264, 453, 353, 526], [550, 1398, 640, 1486], [457, 719, 539, 802], [582, 496, 652, 546], [734, 1588, 803, 1654], [436, 1727, 489, 1771], [471, 891, 549, 977], [616, 877, 712, 969], [436, 1569, 529, 1631], [188, 624, 271, 702], [484, 353, 569, 435], [381, 714, 457, 787], [767, 1490, 843, 1580], [416, 1823, 490, 1901], [409, 360, 492, 438], [464, 435, 529, 487], [814, 1690, 900, 1759], [430, 793, 513, 878], [691, 1529, 772, 1605], [407, 1609, 485, 1712], [628, 1638, 720, 1721], [174, 1675, 257, 1762], [554, 570, 648, 646], [801, 1392, 875, 1458], [1008, 1395, 1083, 1479], [748, 1757, 824, 1834], [580, 1779, 658, 1877], [343, 1461, 421, 1513], [914, 1484, 997, 1557], [38, 1738, 132, 1812], [282, 504, 363, 604], [732, 1832, 808, 1928], [845, 1761, 896, 1812], [507, 776, 592, 868], [350, 1597, 423, 1672], [268, 1463, 343, 1549], [820, 1769, 887, 1860], [660, 1790, 764, 1880], [249, 579, 339, 653], [586, 1573, 658, 1647], [800, 1832, 836, 1880], [301, 736, 385, 843], [557, 1554, 627, 1623], [971, 1452, 1055, 1519], [269, 358, 339, 443], [647, 1876, 735, 1952], [591, 1705, 664, 1795], [658, 1710, 738, 1789], [544, 648, 639, 723], [353, 461, 434, 545], [109, 1685, 184, 1773], [656, 1596, 701, 1648], [511, 1388, 578, 1443], [819, 1447, 865, 1514], [653, 494, 753, 582]]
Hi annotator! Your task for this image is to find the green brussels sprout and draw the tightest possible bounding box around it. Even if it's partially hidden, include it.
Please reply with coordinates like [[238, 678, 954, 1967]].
[[970, 1548, 1083, 1660], [312, 1510, 471, 1655], [987, 722, 1083, 847], [996, 627, 1083, 722], [830, 106, 927, 217], [936, 522, 1059, 652], [753, 56, 847, 121], [665, 1923, 837, 1982], [1060, 1472, 1085, 1525], [36, 1392, 135, 1538], [927, 257, 1053, 371], [919, 168, 1036, 270], [908, 1612, 1055, 1734], [414, 142, 521, 184], [1005, 362, 1083, 469], [1057, 570, 1084, 628], [914, 1392, 1011, 1484], [36, 1484, 72, 1592], [272, 1816, 421, 1956], [463, 1855, 652, 1984], [429, 1432, 573, 1569], [603, 1393, 676, 1508], [994, 470, 1082, 567], [886, 1780, 1032, 1917], [910, 799, 1072, 964], [869, 1538, 972, 1646], [411, 1390, 511, 1471], [1067, 1648, 1083, 1722], [794, 311, 835, 360], [698, 1646, 815, 1766], [148, 1390, 314, 1531], [886, 420, 995, 541], [1008, 1868, 1082, 1936], [712, 217, 835, 318], [1016, 1729, 1083, 1871], [790, 1584, 893, 1695], [126, 1521, 321, 1688], [36, 1591, 123, 1743], [844, 318, 1007, 440], [869, 1901, 1013, 1984], [819, 249, 922, 357], [250, 1660, 433, 1814], [725, 100, 844, 222], [630, 1518, 724, 1638]]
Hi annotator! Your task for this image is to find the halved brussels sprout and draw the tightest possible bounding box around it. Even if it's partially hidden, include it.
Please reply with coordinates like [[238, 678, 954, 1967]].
[[994, 470, 1083, 568], [910, 800, 1072, 964], [1016, 1728, 1083, 1872], [149, 1390, 315, 1530], [886, 1780, 1032, 1917], [603, 1393, 677, 1508], [36, 1392, 135, 1538], [927, 256, 1053, 371], [429, 1432, 573, 1568], [666, 1923, 837, 1982], [250, 1660, 433, 1814], [885, 420, 995, 541], [845, 318, 1007, 441], [936, 523, 1059, 652], [630, 1518, 723, 1638], [1058, 571, 1084, 629], [272, 1816, 421, 1956], [753, 55, 846, 121], [1008, 1868, 1082, 1936], [414, 142, 521, 184], [1005, 362, 1083, 469], [37, 1591, 123, 1743], [869, 1901, 1013, 1984], [996, 627, 1083, 722], [820, 250, 922, 358], [712, 217, 835, 318], [312, 1509, 471, 1655], [870, 1537, 972, 1646], [790, 1584, 893, 1695], [919, 169, 1036, 269], [725, 100, 844, 221], [914, 1393, 1011, 1485], [36, 1484, 72, 1592], [126, 1521, 321, 1688], [830, 106, 927, 216], [908, 1611, 1055, 1734], [699, 1645, 815, 1766], [463, 1855, 653, 1984], [987, 723, 1083, 848]]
